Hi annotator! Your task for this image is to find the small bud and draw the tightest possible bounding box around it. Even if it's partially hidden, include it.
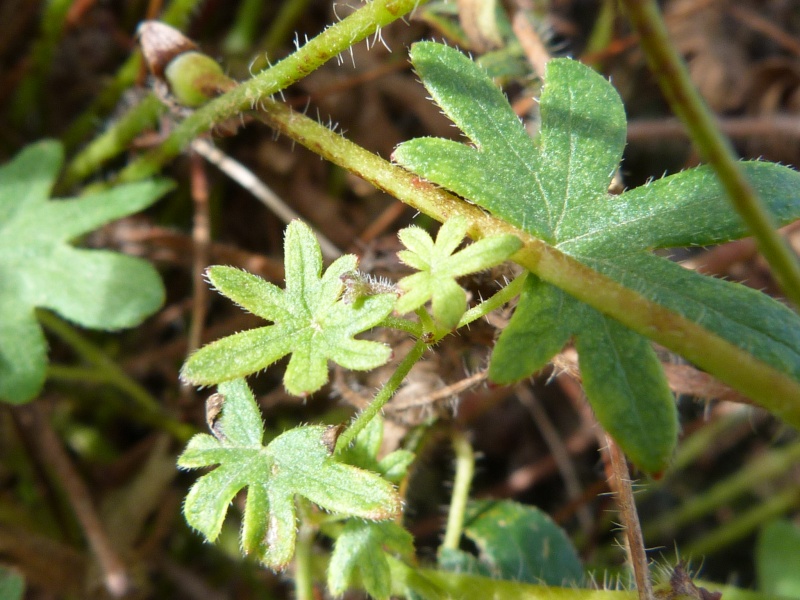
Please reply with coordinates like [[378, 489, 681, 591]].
[[341, 270, 397, 304], [164, 51, 235, 107], [137, 20, 236, 108]]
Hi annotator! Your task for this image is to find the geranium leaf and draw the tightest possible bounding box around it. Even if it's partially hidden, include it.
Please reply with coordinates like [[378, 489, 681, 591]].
[[178, 378, 402, 570], [181, 220, 396, 396], [0, 140, 171, 404], [396, 215, 520, 329], [393, 42, 800, 472], [440, 500, 583, 587], [328, 520, 415, 600]]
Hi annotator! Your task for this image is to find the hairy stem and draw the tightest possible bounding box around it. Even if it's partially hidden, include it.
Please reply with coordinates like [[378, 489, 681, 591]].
[[335, 338, 427, 453], [457, 272, 526, 330], [117, 0, 422, 183], [604, 434, 653, 600], [251, 99, 800, 424], [620, 0, 800, 308]]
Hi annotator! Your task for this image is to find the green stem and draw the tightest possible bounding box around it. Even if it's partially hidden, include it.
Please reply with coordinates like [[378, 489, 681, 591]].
[[117, 0, 422, 184], [60, 94, 166, 190], [335, 338, 427, 453], [37, 311, 194, 441], [457, 272, 526, 330], [380, 315, 423, 337], [620, 0, 800, 308], [294, 517, 315, 600], [251, 99, 800, 424], [441, 430, 474, 552]]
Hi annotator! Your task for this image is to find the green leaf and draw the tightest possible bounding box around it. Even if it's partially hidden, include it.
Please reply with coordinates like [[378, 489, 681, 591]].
[[181, 220, 396, 396], [393, 42, 800, 472], [178, 378, 401, 570], [0, 141, 171, 404], [441, 500, 583, 587], [487, 275, 576, 383], [393, 45, 626, 244], [339, 414, 415, 484], [490, 276, 676, 471], [757, 519, 800, 599], [575, 312, 677, 472], [328, 520, 415, 600], [396, 215, 520, 329], [559, 161, 800, 257]]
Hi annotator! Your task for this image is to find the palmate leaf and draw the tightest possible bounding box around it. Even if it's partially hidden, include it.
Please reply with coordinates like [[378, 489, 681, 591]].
[[0, 141, 171, 404], [395, 215, 520, 329], [178, 378, 401, 570], [328, 415, 415, 599], [392, 43, 800, 472], [181, 220, 396, 396], [329, 520, 415, 600]]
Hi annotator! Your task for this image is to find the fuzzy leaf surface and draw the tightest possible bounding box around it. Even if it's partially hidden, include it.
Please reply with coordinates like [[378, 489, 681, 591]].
[[396, 215, 520, 329], [178, 378, 401, 570], [440, 500, 583, 587], [339, 414, 415, 485], [328, 520, 415, 600], [181, 220, 395, 395], [393, 42, 800, 471], [0, 141, 170, 403]]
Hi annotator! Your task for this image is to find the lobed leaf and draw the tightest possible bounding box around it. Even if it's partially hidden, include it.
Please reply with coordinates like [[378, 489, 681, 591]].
[[394, 42, 800, 472], [182, 220, 395, 395], [441, 500, 584, 587], [0, 141, 171, 404], [559, 162, 800, 256], [328, 520, 415, 600], [178, 378, 402, 570], [395, 215, 520, 329]]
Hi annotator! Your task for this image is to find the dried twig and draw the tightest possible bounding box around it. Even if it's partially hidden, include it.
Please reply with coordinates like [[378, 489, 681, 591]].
[[191, 138, 342, 260]]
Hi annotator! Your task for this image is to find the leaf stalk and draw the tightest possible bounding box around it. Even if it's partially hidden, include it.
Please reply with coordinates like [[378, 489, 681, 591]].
[[251, 99, 800, 425], [335, 338, 427, 453]]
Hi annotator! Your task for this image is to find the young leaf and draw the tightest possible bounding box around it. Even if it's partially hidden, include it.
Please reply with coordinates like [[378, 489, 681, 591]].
[[178, 378, 401, 570], [396, 215, 521, 329], [440, 500, 583, 587], [181, 220, 396, 396], [339, 413, 415, 485], [328, 520, 415, 600], [0, 141, 171, 404], [393, 42, 800, 472]]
